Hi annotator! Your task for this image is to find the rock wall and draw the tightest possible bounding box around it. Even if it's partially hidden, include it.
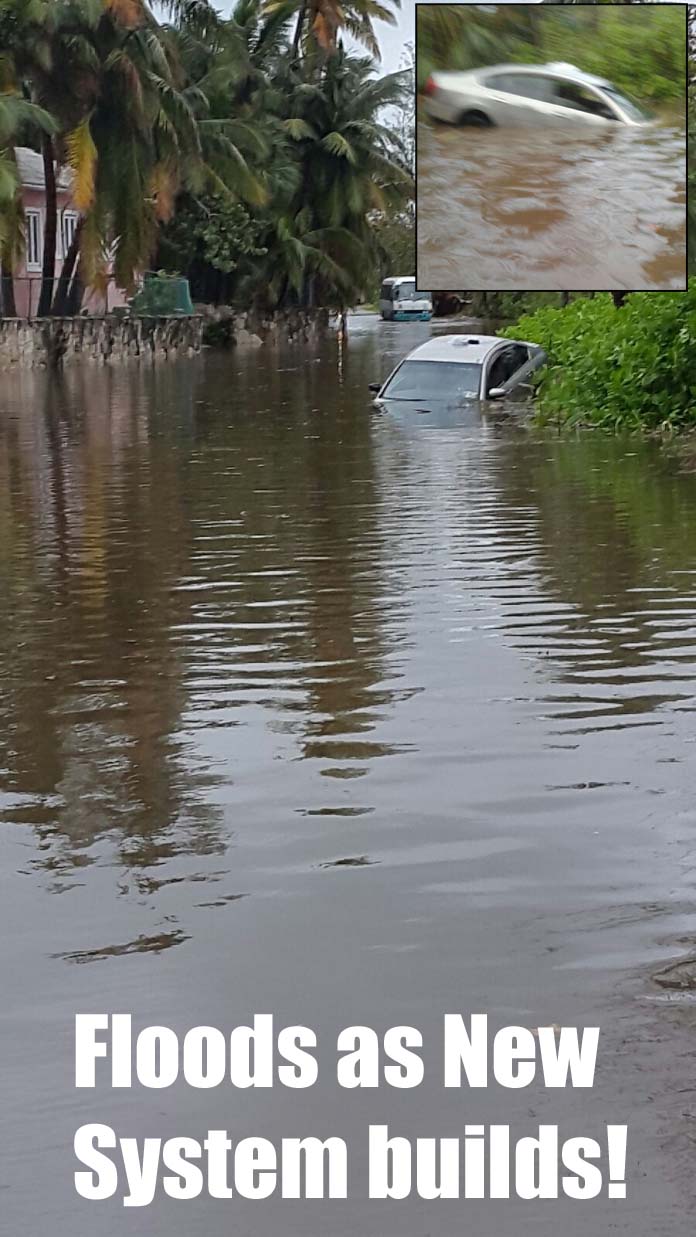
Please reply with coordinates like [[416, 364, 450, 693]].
[[0, 315, 204, 370], [198, 306, 331, 348], [0, 308, 332, 369]]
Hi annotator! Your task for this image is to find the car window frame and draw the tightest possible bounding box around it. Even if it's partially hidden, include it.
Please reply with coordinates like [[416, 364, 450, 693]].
[[484, 344, 530, 395], [483, 72, 556, 103], [550, 78, 619, 120]]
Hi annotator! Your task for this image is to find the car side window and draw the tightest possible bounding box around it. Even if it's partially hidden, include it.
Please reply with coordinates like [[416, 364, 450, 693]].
[[513, 75, 554, 101], [484, 74, 553, 102], [484, 73, 514, 92], [487, 346, 529, 392], [552, 81, 616, 120]]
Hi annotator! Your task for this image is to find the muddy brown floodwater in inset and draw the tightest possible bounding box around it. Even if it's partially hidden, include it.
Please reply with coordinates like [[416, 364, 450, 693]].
[[1, 318, 696, 1236], [417, 118, 686, 289]]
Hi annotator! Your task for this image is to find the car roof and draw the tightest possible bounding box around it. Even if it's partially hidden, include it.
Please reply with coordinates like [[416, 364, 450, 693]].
[[403, 335, 510, 365], [473, 61, 611, 88]]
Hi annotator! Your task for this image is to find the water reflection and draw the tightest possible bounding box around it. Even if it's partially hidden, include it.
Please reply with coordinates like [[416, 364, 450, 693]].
[[417, 118, 686, 288], [2, 321, 696, 1235]]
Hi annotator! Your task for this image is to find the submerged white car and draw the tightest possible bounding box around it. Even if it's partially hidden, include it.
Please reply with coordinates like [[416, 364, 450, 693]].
[[423, 61, 653, 129], [369, 335, 547, 405]]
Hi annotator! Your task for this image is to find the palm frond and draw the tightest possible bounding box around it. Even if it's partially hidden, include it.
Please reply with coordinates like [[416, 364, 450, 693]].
[[65, 116, 97, 210]]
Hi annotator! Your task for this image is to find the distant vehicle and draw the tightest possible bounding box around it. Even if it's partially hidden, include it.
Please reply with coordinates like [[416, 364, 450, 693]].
[[422, 62, 654, 129], [368, 334, 547, 406], [380, 277, 433, 321]]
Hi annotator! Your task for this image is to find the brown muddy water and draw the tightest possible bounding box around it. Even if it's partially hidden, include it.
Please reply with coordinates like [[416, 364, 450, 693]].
[[1, 316, 695, 1235], [417, 118, 687, 290]]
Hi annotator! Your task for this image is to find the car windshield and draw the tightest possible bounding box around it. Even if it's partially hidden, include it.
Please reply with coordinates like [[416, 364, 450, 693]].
[[395, 282, 418, 299], [382, 360, 482, 401], [601, 86, 652, 122]]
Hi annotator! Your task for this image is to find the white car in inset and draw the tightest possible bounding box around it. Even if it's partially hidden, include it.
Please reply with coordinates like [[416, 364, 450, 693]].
[[423, 61, 654, 129], [369, 334, 547, 406]]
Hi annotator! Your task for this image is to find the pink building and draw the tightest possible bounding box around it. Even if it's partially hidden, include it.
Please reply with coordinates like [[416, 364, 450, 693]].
[[8, 147, 128, 318]]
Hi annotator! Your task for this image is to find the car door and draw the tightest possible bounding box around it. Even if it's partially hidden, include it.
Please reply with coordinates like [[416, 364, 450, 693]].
[[484, 345, 525, 396], [481, 73, 564, 127], [480, 73, 544, 126], [542, 78, 619, 127], [485, 344, 546, 398]]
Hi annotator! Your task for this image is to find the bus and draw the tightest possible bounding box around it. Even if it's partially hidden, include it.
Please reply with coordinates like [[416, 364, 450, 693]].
[[379, 277, 433, 322]]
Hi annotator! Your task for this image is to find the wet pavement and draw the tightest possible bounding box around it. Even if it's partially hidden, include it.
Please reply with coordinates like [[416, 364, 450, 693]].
[[0, 315, 695, 1234], [417, 118, 687, 289]]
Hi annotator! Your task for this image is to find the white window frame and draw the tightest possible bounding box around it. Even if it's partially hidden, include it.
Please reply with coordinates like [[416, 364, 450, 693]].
[[61, 209, 79, 260], [25, 208, 43, 271]]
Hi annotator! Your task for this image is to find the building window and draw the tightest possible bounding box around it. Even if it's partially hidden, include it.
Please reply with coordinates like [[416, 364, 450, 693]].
[[25, 209, 42, 270], [61, 210, 79, 258]]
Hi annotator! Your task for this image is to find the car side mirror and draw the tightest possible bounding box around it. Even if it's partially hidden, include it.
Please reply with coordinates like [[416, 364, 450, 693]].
[[488, 387, 506, 400], [368, 382, 381, 394]]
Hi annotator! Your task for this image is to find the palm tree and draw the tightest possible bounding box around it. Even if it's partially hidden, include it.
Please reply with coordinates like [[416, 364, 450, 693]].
[[267, 49, 410, 305], [0, 86, 57, 315], [0, 0, 226, 311], [0, 0, 107, 313], [264, 0, 400, 61], [285, 51, 409, 222]]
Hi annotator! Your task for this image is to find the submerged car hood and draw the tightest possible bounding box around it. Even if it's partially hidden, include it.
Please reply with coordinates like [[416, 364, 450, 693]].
[[375, 397, 484, 428]]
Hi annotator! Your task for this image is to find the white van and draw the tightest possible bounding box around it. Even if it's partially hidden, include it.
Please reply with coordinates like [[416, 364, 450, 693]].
[[380, 277, 433, 322]]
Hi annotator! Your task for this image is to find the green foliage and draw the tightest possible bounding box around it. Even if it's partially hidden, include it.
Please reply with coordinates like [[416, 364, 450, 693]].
[[689, 64, 695, 276], [202, 316, 235, 347], [417, 3, 686, 103], [160, 194, 267, 273], [490, 291, 573, 318], [158, 29, 412, 310], [501, 283, 696, 431]]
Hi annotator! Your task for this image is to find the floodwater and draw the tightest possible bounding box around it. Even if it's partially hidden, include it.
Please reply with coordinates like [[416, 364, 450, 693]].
[[417, 118, 687, 290], [1, 316, 695, 1236]]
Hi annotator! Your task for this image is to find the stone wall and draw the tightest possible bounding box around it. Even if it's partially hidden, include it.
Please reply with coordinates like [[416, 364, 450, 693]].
[[0, 315, 204, 370], [0, 307, 332, 369], [197, 306, 331, 348]]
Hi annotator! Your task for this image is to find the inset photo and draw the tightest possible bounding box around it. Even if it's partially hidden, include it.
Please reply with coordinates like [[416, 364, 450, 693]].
[[416, 2, 687, 291]]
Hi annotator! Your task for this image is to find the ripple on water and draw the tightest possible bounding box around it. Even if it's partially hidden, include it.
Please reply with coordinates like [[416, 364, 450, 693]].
[[417, 119, 686, 288], [2, 352, 696, 1233]]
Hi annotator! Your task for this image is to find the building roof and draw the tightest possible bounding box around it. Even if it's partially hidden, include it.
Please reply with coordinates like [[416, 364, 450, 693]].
[[15, 147, 73, 192]]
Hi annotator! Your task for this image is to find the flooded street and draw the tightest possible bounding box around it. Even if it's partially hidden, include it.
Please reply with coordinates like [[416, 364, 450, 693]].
[[417, 119, 687, 289], [1, 316, 696, 1235]]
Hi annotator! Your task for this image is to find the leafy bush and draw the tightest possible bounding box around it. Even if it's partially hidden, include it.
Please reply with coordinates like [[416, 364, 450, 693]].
[[202, 318, 234, 349], [502, 283, 696, 431]]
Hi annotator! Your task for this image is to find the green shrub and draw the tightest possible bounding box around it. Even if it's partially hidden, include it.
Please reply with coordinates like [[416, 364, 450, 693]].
[[202, 318, 234, 349], [502, 282, 696, 431]]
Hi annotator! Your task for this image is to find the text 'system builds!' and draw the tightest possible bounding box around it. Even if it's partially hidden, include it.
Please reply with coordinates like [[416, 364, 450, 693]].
[[72, 1013, 628, 1206]]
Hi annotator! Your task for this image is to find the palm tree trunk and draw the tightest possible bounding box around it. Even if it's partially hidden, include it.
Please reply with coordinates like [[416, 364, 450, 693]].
[[37, 134, 58, 317], [1, 257, 17, 317], [66, 267, 84, 316], [51, 218, 84, 315], [292, 0, 308, 55]]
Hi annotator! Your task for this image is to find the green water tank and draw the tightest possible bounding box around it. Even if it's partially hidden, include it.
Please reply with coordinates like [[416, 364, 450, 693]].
[[131, 273, 195, 316]]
